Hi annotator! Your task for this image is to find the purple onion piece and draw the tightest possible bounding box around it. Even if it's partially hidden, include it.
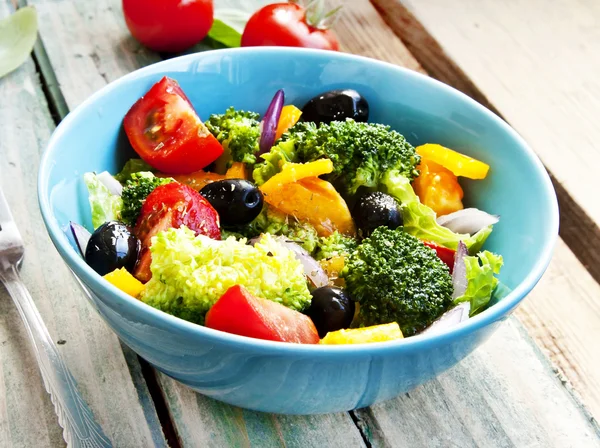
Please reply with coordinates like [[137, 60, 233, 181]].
[[422, 302, 471, 335], [258, 89, 285, 155], [452, 240, 468, 300], [436, 208, 499, 235], [70, 221, 92, 257]]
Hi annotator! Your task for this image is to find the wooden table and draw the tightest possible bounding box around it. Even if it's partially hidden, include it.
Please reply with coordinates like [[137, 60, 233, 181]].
[[1, 0, 599, 446]]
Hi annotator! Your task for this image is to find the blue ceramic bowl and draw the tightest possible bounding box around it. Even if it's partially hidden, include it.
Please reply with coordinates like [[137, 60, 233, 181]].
[[38, 48, 558, 415]]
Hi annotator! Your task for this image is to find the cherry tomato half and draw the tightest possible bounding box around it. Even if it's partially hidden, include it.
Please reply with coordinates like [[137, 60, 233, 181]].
[[122, 0, 214, 53], [206, 285, 320, 344], [123, 77, 223, 174], [241, 3, 339, 51], [133, 182, 221, 282]]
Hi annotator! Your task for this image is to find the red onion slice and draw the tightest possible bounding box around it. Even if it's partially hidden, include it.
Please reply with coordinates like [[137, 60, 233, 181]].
[[97, 171, 123, 196], [250, 235, 329, 288], [452, 240, 468, 300], [258, 89, 285, 155], [422, 302, 471, 334], [70, 221, 92, 257], [436, 208, 499, 235]]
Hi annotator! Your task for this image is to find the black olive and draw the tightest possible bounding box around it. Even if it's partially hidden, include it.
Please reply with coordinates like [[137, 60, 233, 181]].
[[301, 89, 369, 125], [200, 179, 264, 227], [352, 192, 402, 239], [307, 286, 355, 338], [85, 221, 140, 276]]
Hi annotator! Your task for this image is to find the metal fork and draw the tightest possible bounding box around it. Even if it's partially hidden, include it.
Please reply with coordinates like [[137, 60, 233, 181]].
[[0, 188, 112, 448]]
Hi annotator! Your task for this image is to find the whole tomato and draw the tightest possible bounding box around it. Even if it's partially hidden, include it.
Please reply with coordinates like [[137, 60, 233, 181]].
[[241, 3, 339, 51], [122, 0, 214, 53]]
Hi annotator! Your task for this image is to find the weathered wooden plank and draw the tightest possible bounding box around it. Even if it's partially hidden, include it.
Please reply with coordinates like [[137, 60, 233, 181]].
[[370, 0, 600, 422], [0, 3, 166, 447], [515, 239, 600, 419], [354, 318, 600, 448], [157, 373, 366, 448]]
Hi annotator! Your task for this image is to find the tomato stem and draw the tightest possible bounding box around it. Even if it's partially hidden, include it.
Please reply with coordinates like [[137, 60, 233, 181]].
[[291, 0, 342, 30]]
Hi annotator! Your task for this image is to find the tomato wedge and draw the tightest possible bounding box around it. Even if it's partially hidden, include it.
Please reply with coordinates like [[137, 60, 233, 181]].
[[423, 241, 456, 272], [133, 182, 221, 282], [123, 76, 223, 174], [205, 285, 320, 344]]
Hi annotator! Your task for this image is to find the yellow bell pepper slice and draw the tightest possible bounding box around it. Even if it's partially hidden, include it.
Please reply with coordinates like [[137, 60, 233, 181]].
[[263, 176, 355, 237], [225, 162, 248, 180], [319, 256, 346, 287], [260, 159, 334, 195], [104, 268, 145, 299], [416, 143, 489, 179], [413, 159, 464, 217], [320, 322, 403, 345], [275, 105, 302, 141]]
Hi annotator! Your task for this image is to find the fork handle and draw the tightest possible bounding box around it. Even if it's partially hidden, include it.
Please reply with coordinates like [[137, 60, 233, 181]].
[[0, 265, 113, 448]]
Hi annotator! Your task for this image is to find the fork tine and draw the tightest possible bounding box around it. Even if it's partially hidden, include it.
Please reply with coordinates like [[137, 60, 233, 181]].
[[0, 187, 16, 228], [0, 187, 25, 261]]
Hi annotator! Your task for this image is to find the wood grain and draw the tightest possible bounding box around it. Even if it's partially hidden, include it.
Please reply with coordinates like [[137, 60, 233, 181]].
[[0, 3, 166, 447], [157, 373, 367, 448], [354, 318, 600, 448], [515, 239, 600, 420]]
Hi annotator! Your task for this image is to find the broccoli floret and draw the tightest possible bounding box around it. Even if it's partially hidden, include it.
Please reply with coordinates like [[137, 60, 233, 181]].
[[342, 227, 453, 336], [231, 204, 320, 253], [315, 232, 358, 260], [206, 107, 261, 166], [283, 119, 420, 194], [121, 172, 173, 225]]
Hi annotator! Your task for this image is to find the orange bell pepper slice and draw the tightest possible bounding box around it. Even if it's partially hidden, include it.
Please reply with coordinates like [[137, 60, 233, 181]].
[[263, 176, 355, 237], [416, 143, 489, 179], [413, 159, 464, 217], [260, 159, 334, 195], [225, 162, 249, 180], [275, 105, 302, 141]]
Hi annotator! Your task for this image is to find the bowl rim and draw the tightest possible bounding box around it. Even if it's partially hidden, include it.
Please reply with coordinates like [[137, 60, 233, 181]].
[[38, 46, 559, 355]]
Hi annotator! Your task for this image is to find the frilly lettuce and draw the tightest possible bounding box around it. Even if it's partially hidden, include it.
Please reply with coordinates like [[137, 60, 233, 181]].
[[454, 251, 504, 315], [141, 227, 312, 324], [380, 170, 492, 252], [83, 172, 123, 229]]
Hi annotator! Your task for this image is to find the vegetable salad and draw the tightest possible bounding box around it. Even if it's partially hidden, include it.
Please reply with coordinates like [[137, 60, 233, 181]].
[[71, 76, 503, 345]]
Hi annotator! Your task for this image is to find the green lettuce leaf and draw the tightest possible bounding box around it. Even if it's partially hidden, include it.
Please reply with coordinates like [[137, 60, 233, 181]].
[[84, 172, 123, 229], [380, 170, 492, 252], [455, 251, 504, 315], [114, 159, 155, 182]]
